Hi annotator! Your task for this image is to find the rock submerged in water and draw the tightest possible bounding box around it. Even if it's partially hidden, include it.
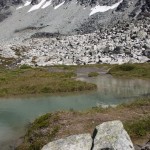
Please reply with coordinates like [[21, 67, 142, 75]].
[[41, 120, 134, 150]]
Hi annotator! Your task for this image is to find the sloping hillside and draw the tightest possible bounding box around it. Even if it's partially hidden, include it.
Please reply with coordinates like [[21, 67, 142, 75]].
[[0, 0, 149, 66]]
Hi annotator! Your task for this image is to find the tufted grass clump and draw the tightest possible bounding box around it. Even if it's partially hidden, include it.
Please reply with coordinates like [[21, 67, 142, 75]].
[[17, 113, 60, 150], [0, 68, 97, 97], [88, 72, 99, 77], [20, 64, 32, 69], [119, 64, 135, 71], [108, 63, 150, 78]]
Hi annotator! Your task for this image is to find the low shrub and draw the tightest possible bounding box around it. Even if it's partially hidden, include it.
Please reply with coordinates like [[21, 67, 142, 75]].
[[88, 72, 99, 77], [20, 64, 32, 69], [119, 64, 135, 71]]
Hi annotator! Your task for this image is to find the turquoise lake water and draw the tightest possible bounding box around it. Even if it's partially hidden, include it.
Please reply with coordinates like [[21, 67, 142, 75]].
[[0, 75, 150, 150]]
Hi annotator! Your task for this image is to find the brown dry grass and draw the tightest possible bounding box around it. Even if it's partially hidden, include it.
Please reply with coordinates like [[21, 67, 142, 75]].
[[17, 98, 150, 150], [0, 68, 96, 97]]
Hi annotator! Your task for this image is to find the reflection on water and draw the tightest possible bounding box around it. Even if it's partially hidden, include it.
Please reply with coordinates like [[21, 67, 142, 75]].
[[0, 75, 150, 150], [78, 75, 150, 98]]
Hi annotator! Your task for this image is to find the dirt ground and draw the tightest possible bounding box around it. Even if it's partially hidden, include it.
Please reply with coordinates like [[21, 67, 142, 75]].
[[49, 104, 150, 145]]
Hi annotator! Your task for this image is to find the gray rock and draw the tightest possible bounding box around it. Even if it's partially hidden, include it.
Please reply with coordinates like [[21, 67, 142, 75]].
[[137, 31, 147, 39], [143, 49, 150, 58], [41, 134, 92, 150], [113, 46, 124, 54], [134, 144, 142, 150], [141, 140, 150, 150], [93, 120, 134, 150]]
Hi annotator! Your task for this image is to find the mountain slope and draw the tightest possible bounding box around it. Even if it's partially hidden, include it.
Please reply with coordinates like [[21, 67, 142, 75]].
[[0, 0, 149, 66], [0, 0, 149, 40]]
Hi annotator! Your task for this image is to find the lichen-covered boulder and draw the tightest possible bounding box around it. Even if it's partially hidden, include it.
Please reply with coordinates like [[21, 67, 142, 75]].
[[41, 134, 92, 150], [93, 120, 134, 150]]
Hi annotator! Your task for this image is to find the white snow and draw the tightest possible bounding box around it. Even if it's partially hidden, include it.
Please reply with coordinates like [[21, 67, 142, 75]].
[[16, 5, 24, 10], [89, 0, 123, 16], [16, 1, 31, 10], [24, 1, 31, 6], [28, 0, 47, 12], [41, 0, 52, 9], [54, 1, 65, 9]]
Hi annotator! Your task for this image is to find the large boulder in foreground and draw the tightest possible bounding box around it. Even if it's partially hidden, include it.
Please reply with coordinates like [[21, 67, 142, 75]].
[[41, 134, 92, 150], [93, 120, 134, 150], [41, 120, 135, 150]]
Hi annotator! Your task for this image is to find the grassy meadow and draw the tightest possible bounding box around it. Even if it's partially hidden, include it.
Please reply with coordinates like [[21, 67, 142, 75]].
[[0, 66, 96, 97]]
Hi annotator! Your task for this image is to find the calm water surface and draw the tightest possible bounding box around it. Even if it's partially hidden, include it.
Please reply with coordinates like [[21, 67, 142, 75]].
[[0, 75, 150, 149]]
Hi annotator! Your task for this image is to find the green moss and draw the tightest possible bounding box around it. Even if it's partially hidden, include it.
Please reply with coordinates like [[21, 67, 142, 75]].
[[88, 72, 99, 77]]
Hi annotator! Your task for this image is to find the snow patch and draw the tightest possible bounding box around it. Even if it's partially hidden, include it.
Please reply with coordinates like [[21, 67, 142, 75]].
[[28, 0, 46, 12], [16, 5, 24, 10], [41, 0, 52, 9], [24, 1, 31, 6], [54, 1, 65, 9], [89, 0, 123, 16], [16, 1, 31, 10]]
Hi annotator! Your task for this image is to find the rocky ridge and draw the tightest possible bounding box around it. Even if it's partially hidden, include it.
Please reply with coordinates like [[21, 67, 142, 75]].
[[0, 0, 150, 39]]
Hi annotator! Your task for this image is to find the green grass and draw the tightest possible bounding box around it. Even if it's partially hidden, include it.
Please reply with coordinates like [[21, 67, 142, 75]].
[[118, 97, 150, 108], [125, 117, 150, 138], [20, 64, 32, 69], [0, 68, 97, 97], [88, 72, 99, 77], [122, 98, 150, 138], [108, 63, 150, 78], [28, 113, 51, 132], [17, 113, 60, 150], [85, 97, 150, 113]]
